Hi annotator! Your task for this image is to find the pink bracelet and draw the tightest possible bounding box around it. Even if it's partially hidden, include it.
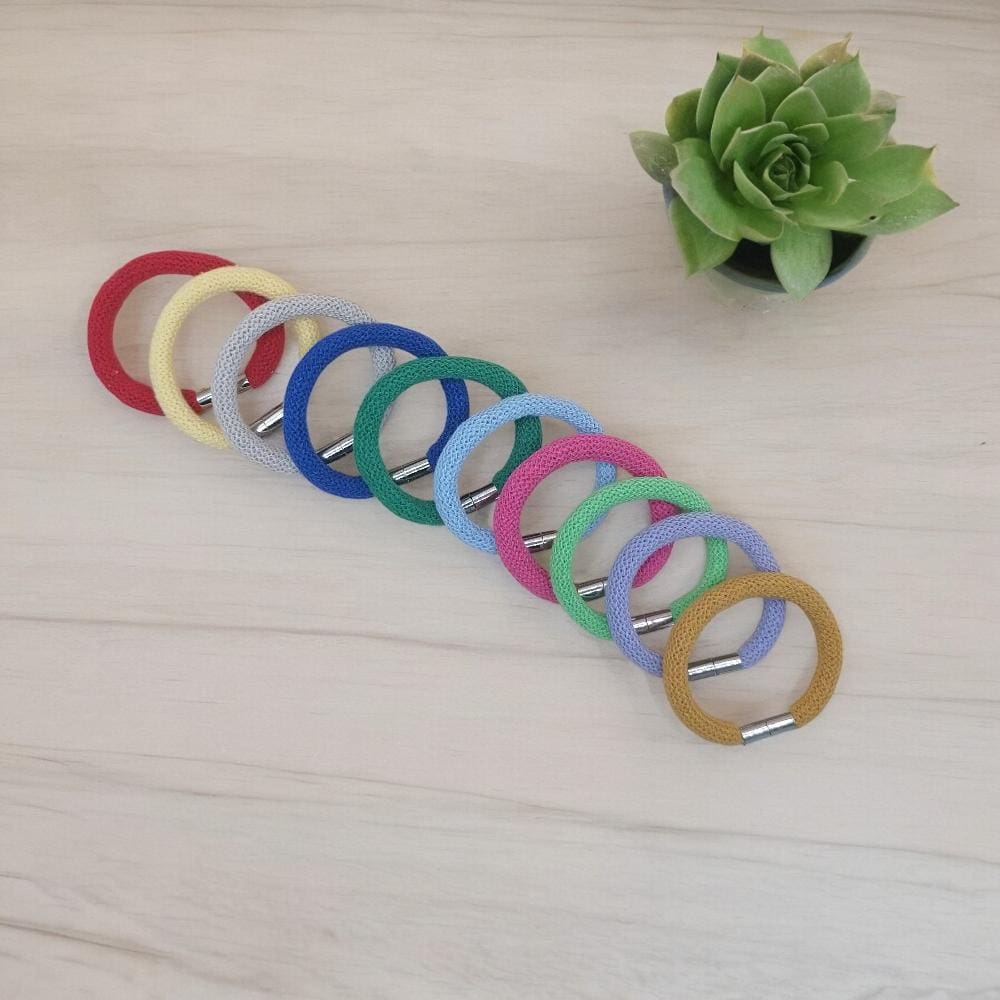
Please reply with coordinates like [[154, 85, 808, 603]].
[[493, 433, 678, 602]]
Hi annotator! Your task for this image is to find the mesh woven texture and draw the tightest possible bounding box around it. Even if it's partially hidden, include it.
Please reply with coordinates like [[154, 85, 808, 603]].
[[211, 294, 393, 474], [493, 433, 678, 602], [354, 357, 543, 526], [549, 477, 729, 640], [284, 324, 470, 499], [662, 572, 842, 745], [88, 250, 286, 414], [605, 512, 784, 675], [434, 394, 618, 553], [149, 266, 321, 449]]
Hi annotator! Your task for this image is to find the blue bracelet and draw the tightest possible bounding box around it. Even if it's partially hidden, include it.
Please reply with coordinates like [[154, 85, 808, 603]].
[[605, 512, 785, 675], [433, 393, 618, 553], [284, 323, 470, 498]]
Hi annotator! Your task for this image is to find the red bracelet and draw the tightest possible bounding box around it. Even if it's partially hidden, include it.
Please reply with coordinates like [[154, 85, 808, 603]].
[[87, 250, 286, 414]]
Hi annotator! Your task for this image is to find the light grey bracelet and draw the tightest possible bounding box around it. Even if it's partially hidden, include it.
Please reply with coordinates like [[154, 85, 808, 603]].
[[211, 294, 395, 474]]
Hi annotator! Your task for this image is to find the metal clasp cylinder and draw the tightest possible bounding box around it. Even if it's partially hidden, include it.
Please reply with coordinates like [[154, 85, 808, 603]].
[[687, 653, 743, 681], [196, 374, 251, 409], [740, 713, 796, 744], [250, 401, 285, 435]]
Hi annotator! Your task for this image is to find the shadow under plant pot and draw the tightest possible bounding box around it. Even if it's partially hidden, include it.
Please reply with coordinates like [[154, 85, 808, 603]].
[[662, 184, 872, 294]]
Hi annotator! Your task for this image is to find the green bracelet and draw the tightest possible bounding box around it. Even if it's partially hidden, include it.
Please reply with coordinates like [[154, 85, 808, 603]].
[[353, 356, 542, 525], [548, 476, 730, 639]]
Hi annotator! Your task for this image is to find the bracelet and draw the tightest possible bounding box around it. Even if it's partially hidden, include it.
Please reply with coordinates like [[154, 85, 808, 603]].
[[605, 512, 784, 675], [283, 324, 470, 499], [433, 395, 618, 553], [88, 250, 286, 414], [148, 266, 321, 449], [354, 358, 543, 525], [211, 294, 394, 474], [662, 572, 842, 745], [549, 477, 728, 640], [493, 433, 677, 602]]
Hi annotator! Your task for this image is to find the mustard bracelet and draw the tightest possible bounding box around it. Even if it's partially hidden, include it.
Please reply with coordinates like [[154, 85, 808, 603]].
[[661, 572, 842, 746]]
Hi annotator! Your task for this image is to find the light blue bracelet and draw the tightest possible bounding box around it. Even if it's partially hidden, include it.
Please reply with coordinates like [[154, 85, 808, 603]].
[[433, 393, 618, 553]]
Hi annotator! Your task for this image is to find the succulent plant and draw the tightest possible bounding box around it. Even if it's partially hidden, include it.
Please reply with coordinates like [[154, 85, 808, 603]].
[[630, 32, 957, 297]]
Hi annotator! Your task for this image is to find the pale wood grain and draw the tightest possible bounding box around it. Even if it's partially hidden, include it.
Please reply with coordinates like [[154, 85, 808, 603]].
[[1, 0, 999, 997]]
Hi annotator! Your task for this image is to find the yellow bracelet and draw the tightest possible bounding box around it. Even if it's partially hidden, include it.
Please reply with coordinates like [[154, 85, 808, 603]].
[[148, 266, 321, 449], [662, 572, 842, 745]]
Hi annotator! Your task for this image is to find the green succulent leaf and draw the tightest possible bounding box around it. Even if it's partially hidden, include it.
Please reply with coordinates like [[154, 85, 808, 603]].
[[741, 30, 798, 73], [805, 54, 871, 117], [786, 183, 822, 200], [670, 154, 784, 242], [799, 36, 852, 81], [792, 179, 886, 228], [669, 196, 738, 274], [696, 53, 740, 137], [847, 144, 933, 202], [733, 160, 775, 209], [629, 131, 678, 183], [794, 122, 830, 152], [810, 159, 850, 204], [721, 122, 791, 172], [823, 112, 895, 162], [771, 223, 833, 298], [753, 64, 802, 117], [836, 176, 957, 235], [710, 75, 766, 162], [868, 90, 899, 115], [773, 86, 828, 130], [674, 136, 715, 165], [666, 88, 702, 142], [759, 143, 811, 200]]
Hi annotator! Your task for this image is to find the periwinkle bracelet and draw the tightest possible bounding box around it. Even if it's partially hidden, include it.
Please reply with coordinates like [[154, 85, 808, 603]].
[[353, 358, 543, 526], [662, 573, 842, 745], [605, 512, 785, 676], [211, 294, 395, 475], [493, 433, 678, 602], [89, 250, 286, 414], [549, 477, 729, 640], [148, 266, 321, 449], [433, 394, 618, 553], [283, 324, 470, 499]]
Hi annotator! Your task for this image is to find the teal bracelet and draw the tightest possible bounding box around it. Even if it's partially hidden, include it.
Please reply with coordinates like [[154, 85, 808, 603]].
[[548, 476, 730, 639], [353, 356, 543, 525]]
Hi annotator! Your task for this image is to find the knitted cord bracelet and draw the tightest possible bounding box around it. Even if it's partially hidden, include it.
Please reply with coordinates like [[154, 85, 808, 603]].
[[88, 250, 286, 414], [662, 572, 842, 745], [284, 324, 470, 499], [433, 395, 618, 553], [211, 294, 395, 474], [354, 358, 543, 525], [149, 266, 321, 449], [549, 477, 729, 640], [605, 512, 784, 675], [493, 433, 678, 601]]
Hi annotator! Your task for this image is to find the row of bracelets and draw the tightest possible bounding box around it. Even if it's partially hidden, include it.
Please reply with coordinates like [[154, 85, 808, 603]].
[[88, 250, 843, 747]]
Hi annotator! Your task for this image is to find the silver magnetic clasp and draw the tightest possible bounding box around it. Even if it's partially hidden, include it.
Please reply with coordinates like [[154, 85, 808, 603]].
[[250, 402, 285, 437], [195, 374, 251, 409], [575, 577, 672, 634], [740, 713, 796, 744], [687, 653, 743, 681], [460, 483, 500, 513], [251, 406, 434, 485], [522, 529, 557, 553]]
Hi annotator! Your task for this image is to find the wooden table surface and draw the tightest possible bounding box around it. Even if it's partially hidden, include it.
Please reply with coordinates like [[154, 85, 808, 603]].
[[2, 1, 998, 997]]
